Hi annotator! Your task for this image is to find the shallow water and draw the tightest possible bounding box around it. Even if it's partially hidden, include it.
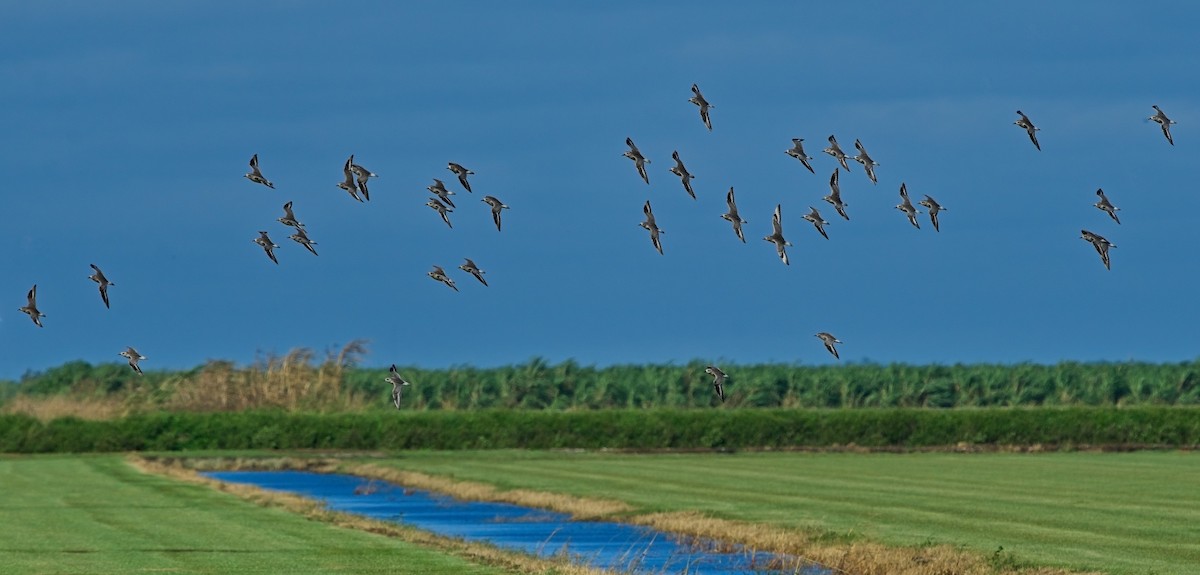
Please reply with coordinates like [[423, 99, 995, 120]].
[[204, 471, 822, 575]]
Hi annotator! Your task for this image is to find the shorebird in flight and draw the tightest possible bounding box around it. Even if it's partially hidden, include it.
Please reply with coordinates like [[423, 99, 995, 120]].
[[447, 162, 474, 193], [1014, 110, 1041, 151], [384, 364, 410, 409], [1149, 105, 1176, 146], [639, 200, 664, 255], [427, 178, 456, 208], [18, 284, 45, 328], [277, 201, 304, 229], [1080, 229, 1115, 270], [721, 187, 747, 243], [482, 195, 509, 231], [426, 197, 454, 228], [785, 138, 816, 174], [762, 204, 792, 266], [705, 366, 727, 402], [918, 194, 945, 232], [852, 139, 878, 184], [350, 154, 376, 200], [623, 138, 650, 184], [823, 135, 851, 171], [244, 154, 274, 189], [459, 258, 488, 286], [289, 227, 319, 256], [338, 156, 364, 202], [823, 169, 850, 221], [669, 151, 696, 199], [815, 332, 842, 360], [119, 346, 146, 375], [253, 231, 280, 264], [896, 183, 921, 229], [803, 206, 830, 240], [88, 264, 115, 309], [689, 83, 713, 131], [1093, 189, 1120, 224], [428, 265, 459, 291]]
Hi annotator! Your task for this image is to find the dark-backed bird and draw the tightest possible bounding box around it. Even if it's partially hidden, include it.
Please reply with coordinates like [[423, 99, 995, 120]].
[[815, 332, 842, 360], [823, 135, 851, 171], [447, 162, 474, 192], [803, 206, 830, 240], [277, 201, 304, 229], [689, 83, 713, 131], [1093, 189, 1120, 224], [1080, 229, 1115, 270], [88, 264, 115, 309], [852, 139, 878, 184], [896, 183, 921, 229], [1149, 105, 1176, 146], [428, 265, 459, 291], [18, 284, 45, 328], [669, 151, 696, 199], [639, 200, 664, 255], [119, 346, 146, 375], [482, 195, 509, 231], [244, 154, 274, 189], [427, 178, 456, 208], [426, 197, 454, 228], [1014, 110, 1041, 151], [459, 258, 488, 286], [384, 364, 410, 409], [253, 231, 280, 264], [289, 227, 319, 256], [705, 366, 727, 402], [762, 204, 792, 265], [823, 169, 850, 221], [338, 156, 364, 202], [785, 138, 816, 174], [721, 187, 747, 243], [623, 138, 650, 184], [918, 195, 945, 232]]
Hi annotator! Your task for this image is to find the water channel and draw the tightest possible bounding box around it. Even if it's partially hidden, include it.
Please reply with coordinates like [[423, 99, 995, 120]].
[[204, 471, 824, 575]]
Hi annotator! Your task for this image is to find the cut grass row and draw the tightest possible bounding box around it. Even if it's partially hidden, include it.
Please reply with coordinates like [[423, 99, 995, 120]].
[[0, 455, 534, 575], [369, 450, 1200, 575]]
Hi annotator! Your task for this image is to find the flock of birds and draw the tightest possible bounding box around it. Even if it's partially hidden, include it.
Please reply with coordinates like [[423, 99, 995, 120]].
[[12, 82, 1181, 407]]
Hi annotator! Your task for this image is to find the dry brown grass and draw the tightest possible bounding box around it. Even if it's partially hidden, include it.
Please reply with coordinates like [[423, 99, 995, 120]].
[[149, 456, 1104, 575], [129, 455, 609, 575], [1, 394, 130, 421], [164, 340, 371, 412]]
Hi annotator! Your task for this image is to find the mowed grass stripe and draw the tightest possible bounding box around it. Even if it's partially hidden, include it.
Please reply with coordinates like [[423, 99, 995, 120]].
[[380, 450, 1200, 574], [0, 455, 512, 575]]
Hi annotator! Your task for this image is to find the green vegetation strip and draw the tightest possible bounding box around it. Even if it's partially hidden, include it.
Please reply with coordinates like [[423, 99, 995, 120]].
[[0, 455, 516, 575], [3, 407, 1200, 452], [375, 450, 1200, 575]]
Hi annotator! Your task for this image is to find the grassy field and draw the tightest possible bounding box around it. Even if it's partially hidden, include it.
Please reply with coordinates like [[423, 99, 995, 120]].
[[0, 455, 517, 575], [375, 450, 1200, 575]]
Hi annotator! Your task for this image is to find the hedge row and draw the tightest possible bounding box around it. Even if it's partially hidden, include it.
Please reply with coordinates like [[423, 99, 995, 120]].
[[2, 408, 1198, 453]]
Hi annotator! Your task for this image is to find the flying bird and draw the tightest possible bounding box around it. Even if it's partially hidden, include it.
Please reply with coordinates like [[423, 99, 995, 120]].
[[428, 265, 458, 291], [688, 83, 713, 131], [1080, 229, 1115, 270], [785, 138, 816, 174], [823, 169, 850, 221], [88, 264, 115, 309], [639, 200, 664, 255], [918, 195, 945, 232], [289, 227, 319, 256], [1014, 110, 1041, 151], [762, 204, 792, 265], [277, 201, 304, 229], [119, 346, 146, 375], [803, 206, 830, 240], [823, 135, 851, 171], [669, 151, 696, 199], [482, 195, 509, 231], [1149, 105, 1176, 146], [1093, 189, 1120, 224], [253, 231, 280, 264], [447, 162, 474, 193], [721, 187, 747, 243], [896, 183, 921, 229], [459, 258, 488, 286], [348, 154, 375, 201], [244, 154, 274, 189], [623, 138, 650, 184], [815, 332, 842, 360], [427, 178, 456, 208], [338, 156, 364, 202], [852, 139, 878, 184], [18, 284, 45, 328], [426, 197, 454, 228], [705, 366, 727, 403], [384, 364, 410, 409]]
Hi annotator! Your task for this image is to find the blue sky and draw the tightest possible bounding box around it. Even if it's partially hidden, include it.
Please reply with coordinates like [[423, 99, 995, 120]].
[[3, 2, 1199, 379]]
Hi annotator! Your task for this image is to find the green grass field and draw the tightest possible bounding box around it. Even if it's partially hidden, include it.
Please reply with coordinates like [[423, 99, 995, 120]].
[[0, 455, 513, 575], [377, 450, 1200, 575]]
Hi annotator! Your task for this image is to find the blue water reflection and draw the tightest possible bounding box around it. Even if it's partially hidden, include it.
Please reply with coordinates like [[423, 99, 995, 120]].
[[204, 471, 822, 575]]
